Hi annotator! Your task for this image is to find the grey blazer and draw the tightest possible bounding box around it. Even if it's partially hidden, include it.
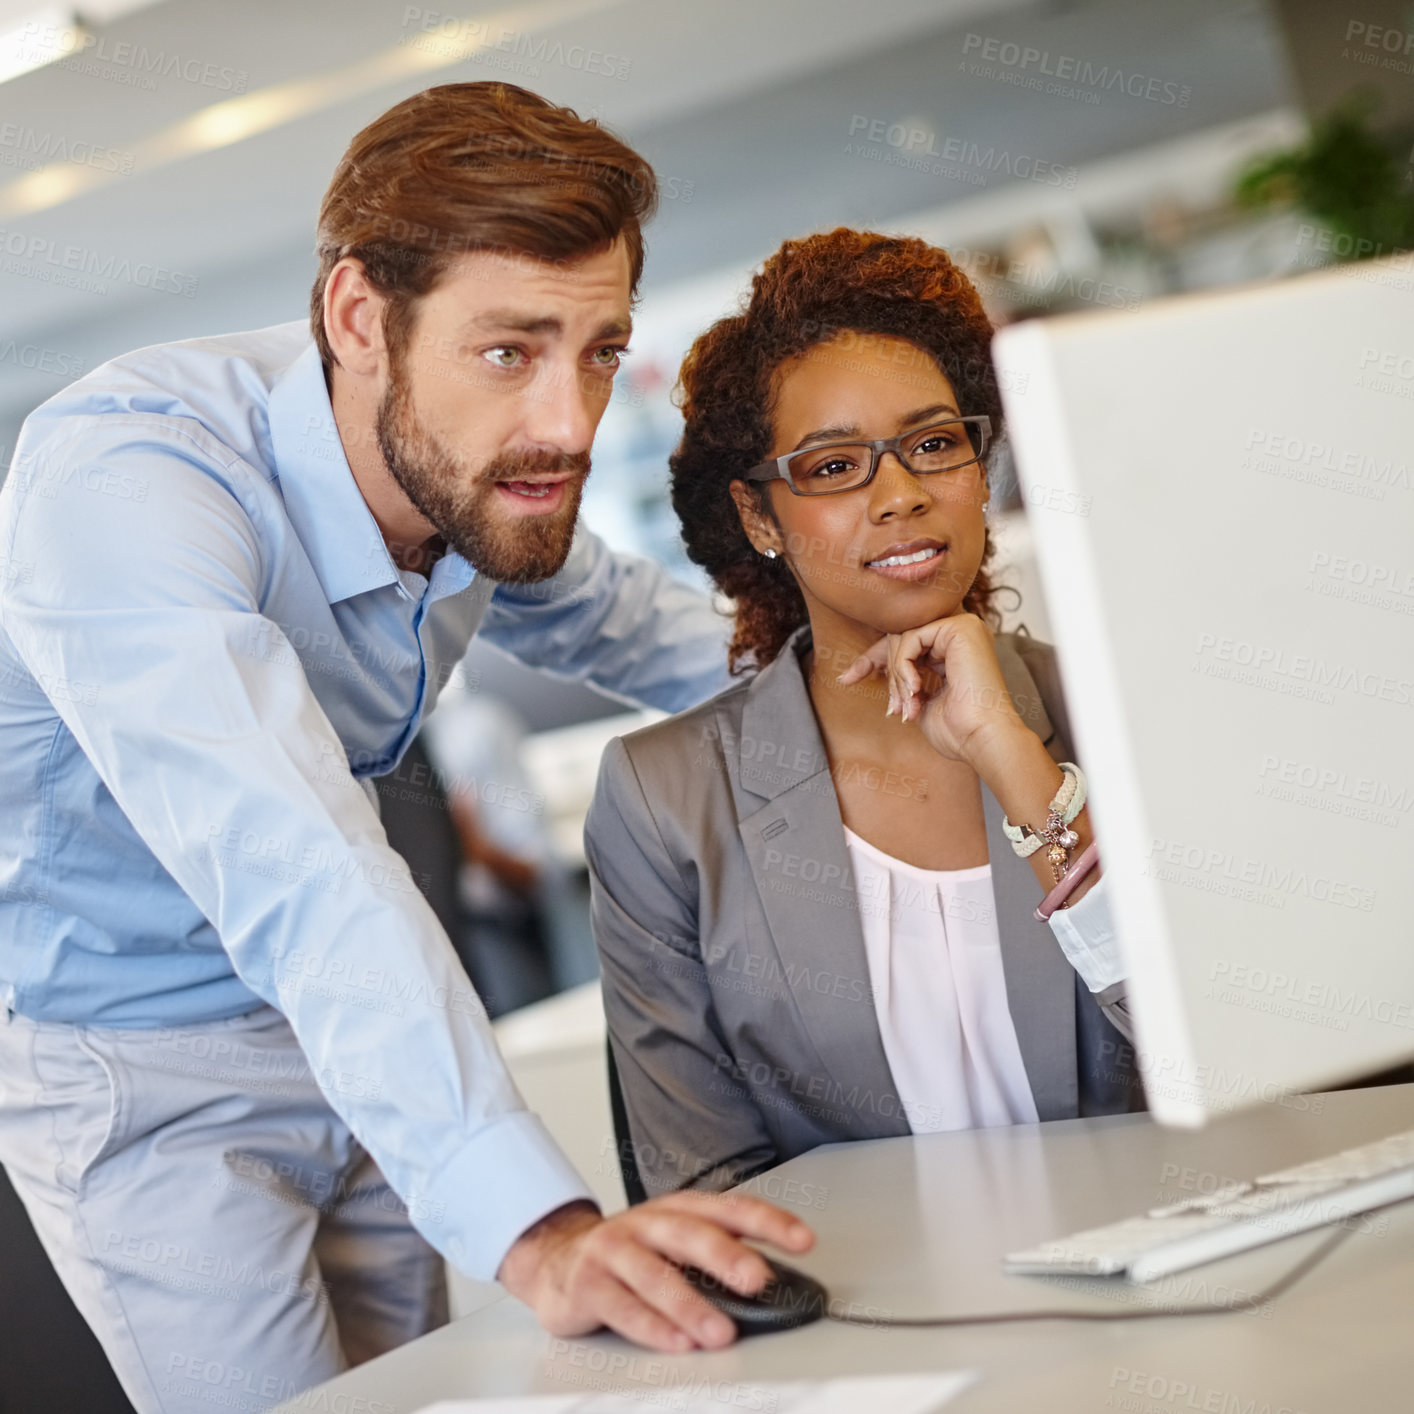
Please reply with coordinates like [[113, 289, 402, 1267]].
[[586, 625, 1144, 1197]]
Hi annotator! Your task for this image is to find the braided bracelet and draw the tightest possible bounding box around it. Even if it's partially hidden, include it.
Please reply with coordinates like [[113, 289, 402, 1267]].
[[1002, 761, 1087, 885]]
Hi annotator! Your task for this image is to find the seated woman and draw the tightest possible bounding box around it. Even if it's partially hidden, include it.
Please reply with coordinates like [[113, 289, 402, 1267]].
[[586, 228, 1140, 1200]]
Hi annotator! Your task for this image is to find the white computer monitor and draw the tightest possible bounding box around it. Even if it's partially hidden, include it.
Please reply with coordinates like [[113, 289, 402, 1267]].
[[991, 256, 1414, 1126]]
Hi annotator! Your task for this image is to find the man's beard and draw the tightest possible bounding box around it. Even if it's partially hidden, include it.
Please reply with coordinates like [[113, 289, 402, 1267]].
[[375, 354, 588, 583]]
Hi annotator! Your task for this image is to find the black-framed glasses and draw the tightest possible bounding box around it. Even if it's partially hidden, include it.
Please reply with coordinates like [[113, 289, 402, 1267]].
[[742, 415, 992, 497]]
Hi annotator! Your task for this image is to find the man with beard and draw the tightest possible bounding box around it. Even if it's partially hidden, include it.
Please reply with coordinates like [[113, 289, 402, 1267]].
[[0, 83, 813, 1414]]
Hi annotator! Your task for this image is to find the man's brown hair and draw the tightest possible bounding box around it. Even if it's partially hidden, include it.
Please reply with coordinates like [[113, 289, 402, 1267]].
[[310, 82, 657, 367]]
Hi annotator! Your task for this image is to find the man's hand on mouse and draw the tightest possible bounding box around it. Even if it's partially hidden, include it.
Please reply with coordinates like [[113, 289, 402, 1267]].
[[496, 1194, 816, 1351]]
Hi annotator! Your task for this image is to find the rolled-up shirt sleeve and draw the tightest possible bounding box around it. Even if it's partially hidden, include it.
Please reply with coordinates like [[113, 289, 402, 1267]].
[[0, 419, 589, 1279], [1045, 873, 1133, 1041]]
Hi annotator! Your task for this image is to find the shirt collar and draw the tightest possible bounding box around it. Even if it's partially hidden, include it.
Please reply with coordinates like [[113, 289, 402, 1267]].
[[267, 341, 476, 606]]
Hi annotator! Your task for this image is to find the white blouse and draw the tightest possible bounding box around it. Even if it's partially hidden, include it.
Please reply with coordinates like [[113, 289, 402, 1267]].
[[843, 826, 1040, 1133], [842, 828, 1125, 1134]]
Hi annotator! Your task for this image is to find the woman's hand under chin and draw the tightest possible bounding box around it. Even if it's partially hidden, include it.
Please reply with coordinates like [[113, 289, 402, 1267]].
[[839, 612, 1099, 908], [836, 612, 1031, 767]]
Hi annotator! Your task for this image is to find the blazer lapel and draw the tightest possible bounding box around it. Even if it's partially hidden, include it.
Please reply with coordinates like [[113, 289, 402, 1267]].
[[730, 628, 1081, 1128], [731, 634, 908, 1138], [988, 633, 1079, 1120], [984, 784, 1079, 1120]]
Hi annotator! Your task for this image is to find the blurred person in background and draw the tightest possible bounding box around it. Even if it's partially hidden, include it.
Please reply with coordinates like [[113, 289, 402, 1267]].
[[422, 686, 559, 1017]]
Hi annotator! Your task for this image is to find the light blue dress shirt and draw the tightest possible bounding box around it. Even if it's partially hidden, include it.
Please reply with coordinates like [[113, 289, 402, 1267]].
[[0, 321, 732, 1277]]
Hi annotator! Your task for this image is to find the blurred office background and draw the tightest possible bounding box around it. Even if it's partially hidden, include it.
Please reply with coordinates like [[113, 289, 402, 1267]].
[[4, 0, 1414, 1367]]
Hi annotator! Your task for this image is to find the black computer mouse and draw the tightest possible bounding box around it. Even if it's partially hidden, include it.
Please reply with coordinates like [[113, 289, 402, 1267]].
[[680, 1257, 829, 1336]]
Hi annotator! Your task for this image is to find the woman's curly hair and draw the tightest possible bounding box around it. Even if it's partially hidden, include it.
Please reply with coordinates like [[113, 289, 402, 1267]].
[[670, 228, 1005, 673]]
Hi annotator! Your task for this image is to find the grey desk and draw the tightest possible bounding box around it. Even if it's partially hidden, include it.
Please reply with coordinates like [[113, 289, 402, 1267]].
[[275, 1084, 1414, 1413]]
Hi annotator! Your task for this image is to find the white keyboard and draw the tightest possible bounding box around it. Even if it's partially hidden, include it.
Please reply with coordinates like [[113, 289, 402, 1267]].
[[1004, 1127, 1414, 1283]]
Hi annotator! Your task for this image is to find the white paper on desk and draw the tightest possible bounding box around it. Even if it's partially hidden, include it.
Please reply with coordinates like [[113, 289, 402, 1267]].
[[416, 1371, 975, 1413]]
